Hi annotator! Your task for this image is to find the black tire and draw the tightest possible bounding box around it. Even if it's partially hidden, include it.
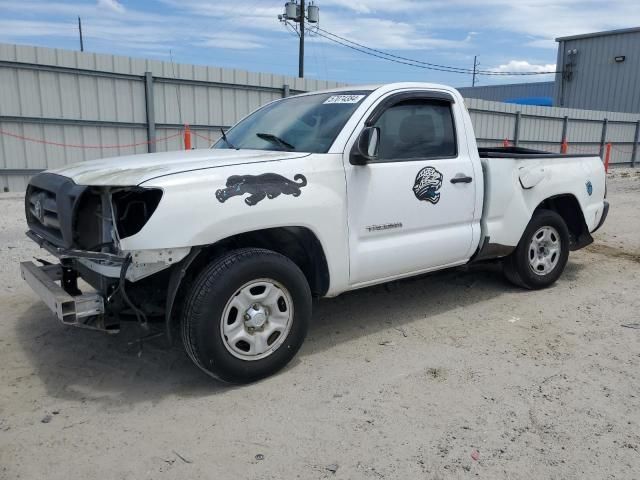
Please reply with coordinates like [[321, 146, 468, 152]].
[[181, 248, 311, 383], [503, 209, 570, 290]]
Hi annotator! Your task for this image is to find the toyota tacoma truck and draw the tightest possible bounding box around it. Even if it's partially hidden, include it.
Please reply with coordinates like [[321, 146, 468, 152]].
[[20, 82, 609, 383]]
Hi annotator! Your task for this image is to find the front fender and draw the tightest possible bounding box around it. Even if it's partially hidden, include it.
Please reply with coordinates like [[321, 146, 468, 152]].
[[120, 154, 350, 295]]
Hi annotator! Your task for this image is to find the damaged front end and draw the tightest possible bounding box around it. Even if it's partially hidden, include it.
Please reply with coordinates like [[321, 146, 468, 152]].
[[21, 172, 190, 334]]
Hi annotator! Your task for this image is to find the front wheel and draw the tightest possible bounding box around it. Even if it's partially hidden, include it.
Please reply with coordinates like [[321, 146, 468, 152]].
[[181, 248, 311, 383], [503, 209, 570, 289]]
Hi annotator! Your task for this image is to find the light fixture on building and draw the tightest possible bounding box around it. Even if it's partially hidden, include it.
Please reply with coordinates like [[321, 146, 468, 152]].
[[614, 55, 626, 63]]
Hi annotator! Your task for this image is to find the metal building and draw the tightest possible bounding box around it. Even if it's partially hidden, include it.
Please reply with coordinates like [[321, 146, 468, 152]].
[[457, 81, 554, 104], [554, 27, 640, 113]]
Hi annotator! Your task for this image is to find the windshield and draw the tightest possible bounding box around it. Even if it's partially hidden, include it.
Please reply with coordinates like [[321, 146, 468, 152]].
[[213, 91, 371, 153]]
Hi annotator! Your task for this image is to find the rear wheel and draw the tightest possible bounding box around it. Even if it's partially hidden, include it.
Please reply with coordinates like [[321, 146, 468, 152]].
[[503, 209, 570, 289], [181, 248, 311, 383]]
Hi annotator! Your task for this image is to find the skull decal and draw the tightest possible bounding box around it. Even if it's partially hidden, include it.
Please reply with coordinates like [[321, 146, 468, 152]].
[[413, 166, 443, 204]]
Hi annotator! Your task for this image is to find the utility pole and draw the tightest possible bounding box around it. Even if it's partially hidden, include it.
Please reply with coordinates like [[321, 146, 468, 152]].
[[472, 55, 479, 87], [78, 16, 84, 52], [279, 2, 319, 79], [299, 0, 305, 78]]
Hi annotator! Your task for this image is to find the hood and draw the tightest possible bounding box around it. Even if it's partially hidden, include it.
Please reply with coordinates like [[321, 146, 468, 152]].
[[48, 149, 309, 186]]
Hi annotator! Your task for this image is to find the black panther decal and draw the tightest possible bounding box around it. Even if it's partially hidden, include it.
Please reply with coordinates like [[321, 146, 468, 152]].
[[216, 173, 308, 206], [413, 166, 443, 204]]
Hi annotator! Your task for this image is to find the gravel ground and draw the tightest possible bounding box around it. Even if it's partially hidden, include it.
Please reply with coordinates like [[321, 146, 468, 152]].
[[1, 169, 639, 480]]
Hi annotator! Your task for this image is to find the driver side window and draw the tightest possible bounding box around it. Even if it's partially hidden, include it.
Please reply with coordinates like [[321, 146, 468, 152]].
[[372, 99, 457, 162]]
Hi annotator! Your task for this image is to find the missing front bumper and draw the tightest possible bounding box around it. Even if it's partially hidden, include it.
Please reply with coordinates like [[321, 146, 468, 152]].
[[20, 261, 106, 328]]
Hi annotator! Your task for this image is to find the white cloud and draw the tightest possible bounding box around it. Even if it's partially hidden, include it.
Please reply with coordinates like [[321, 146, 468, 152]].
[[0, 19, 76, 38], [0, 0, 93, 15], [161, 0, 466, 51], [525, 38, 558, 50], [0, 0, 272, 54], [490, 60, 556, 74], [314, 0, 640, 60], [97, 0, 125, 14], [319, 0, 420, 14], [1, 0, 639, 83], [201, 33, 265, 50], [310, 11, 472, 51], [410, 0, 640, 50]]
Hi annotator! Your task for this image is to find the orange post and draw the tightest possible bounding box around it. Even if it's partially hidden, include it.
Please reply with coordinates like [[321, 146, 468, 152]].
[[184, 124, 192, 150], [604, 142, 612, 173], [561, 139, 568, 154]]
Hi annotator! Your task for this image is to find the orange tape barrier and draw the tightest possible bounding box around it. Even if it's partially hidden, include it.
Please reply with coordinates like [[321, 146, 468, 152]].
[[0, 128, 182, 149], [565, 144, 600, 154], [192, 131, 217, 143]]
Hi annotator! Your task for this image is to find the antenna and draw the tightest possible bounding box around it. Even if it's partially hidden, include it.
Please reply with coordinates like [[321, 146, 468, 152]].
[[472, 55, 480, 87], [78, 17, 84, 52]]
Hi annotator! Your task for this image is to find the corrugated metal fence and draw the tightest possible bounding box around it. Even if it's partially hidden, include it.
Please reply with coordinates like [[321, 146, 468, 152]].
[[0, 43, 347, 191], [466, 98, 640, 165], [1, 43, 639, 191]]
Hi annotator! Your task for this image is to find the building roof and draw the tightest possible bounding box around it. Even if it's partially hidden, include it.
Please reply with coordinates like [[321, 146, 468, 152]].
[[456, 81, 554, 90], [556, 26, 640, 42]]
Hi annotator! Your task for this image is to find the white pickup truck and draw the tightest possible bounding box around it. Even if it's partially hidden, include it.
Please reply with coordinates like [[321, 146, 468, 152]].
[[21, 82, 608, 383]]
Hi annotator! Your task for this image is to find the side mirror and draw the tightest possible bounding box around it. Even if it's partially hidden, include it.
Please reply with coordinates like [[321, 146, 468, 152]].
[[350, 127, 380, 165]]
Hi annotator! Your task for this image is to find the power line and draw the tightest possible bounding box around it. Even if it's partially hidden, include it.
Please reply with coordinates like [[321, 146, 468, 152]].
[[312, 29, 477, 74], [314, 26, 560, 76], [315, 26, 476, 74], [315, 34, 330, 80]]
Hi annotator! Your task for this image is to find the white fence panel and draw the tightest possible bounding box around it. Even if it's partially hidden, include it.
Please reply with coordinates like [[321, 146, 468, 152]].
[[1, 42, 639, 191]]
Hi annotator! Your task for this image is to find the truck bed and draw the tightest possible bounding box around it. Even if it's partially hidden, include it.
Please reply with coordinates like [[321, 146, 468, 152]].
[[478, 146, 600, 159], [477, 146, 606, 254]]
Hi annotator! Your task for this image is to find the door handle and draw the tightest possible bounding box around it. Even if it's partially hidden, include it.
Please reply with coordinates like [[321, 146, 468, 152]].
[[450, 174, 473, 184]]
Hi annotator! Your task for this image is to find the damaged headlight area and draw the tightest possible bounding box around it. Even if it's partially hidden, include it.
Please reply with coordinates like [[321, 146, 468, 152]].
[[111, 187, 163, 240], [74, 185, 163, 251], [25, 173, 163, 252], [23, 173, 184, 335]]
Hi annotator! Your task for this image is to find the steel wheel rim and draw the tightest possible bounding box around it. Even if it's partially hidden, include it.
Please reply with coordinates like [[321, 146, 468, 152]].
[[220, 278, 294, 361], [528, 226, 561, 276]]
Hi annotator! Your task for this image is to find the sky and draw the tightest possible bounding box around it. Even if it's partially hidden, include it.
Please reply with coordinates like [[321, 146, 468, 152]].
[[0, 0, 638, 87]]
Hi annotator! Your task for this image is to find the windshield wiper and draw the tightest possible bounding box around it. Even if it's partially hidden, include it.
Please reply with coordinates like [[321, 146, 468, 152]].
[[220, 128, 238, 150], [256, 132, 295, 151]]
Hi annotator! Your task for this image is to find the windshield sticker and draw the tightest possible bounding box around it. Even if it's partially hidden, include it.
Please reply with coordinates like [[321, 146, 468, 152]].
[[216, 173, 307, 206], [413, 166, 443, 204], [323, 94, 365, 104]]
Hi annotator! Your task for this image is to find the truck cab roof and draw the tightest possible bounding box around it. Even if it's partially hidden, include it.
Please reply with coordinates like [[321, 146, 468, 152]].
[[295, 82, 459, 97]]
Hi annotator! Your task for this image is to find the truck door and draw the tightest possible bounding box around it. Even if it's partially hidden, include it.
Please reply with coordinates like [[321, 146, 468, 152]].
[[345, 91, 477, 286]]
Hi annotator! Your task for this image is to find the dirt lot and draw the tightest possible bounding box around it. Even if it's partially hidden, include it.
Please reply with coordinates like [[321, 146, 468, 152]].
[[1, 170, 639, 480]]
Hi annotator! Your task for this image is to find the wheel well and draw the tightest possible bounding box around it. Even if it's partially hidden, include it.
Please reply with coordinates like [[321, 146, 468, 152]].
[[535, 194, 592, 250], [191, 227, 330, 297], [164, 227, 330, 340]]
